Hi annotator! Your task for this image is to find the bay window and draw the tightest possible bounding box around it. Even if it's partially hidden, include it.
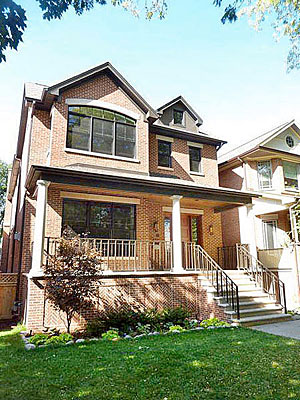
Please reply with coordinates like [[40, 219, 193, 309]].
[[283, 161, 299, 191], [67, 106, 136, 159]]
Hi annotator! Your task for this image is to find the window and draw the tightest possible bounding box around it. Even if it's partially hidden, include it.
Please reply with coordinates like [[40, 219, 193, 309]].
[[257, 161, 272, 190], [189, 146, 202, 173], [283, 161, 299, 191], [286, 136, 295, 149], [62, 200, 136, 240], [158, 140, 172, 168], [173, 109, 184, 125], [67, 106, 136, 159], [262, 220, 277, 249]]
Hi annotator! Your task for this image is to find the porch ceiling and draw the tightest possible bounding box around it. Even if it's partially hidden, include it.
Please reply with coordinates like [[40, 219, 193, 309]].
[[26, 165, 257, 210]]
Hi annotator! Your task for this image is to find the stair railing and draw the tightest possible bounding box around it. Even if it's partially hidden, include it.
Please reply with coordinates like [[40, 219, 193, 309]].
[[236, 244, 287, 313], [183, 242, 240, 319]]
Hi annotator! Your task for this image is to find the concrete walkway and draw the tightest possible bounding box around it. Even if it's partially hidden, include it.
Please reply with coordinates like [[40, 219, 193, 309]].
[[252, 317, 300, 340]]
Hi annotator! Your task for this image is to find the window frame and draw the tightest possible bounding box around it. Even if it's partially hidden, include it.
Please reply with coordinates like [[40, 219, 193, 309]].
[[62, 199, 136, 240], [66, 106, 137, 160], [262, 220, 278, 250], [257, 160, 273, 190], [283, 161, 299, 191], [173, 109, 184, 126], [158, 139, 172, 168], [189, 146, 202, 174]]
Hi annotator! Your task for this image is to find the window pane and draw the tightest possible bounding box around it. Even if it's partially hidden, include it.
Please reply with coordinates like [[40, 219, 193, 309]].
[[89, 204, 111, 238], [173, 110, 183, 125], [103, 110, 115, 120], [158, 140, 172, 167], [62, 201, 87, 236], [257, 161, 272, 189], [92, 119, 114, 154], [283, 161, 298, 190], [263, 221, 277, 249], [189, 147, 201, 172], [116, 123, 136, 158], [67, 114, 90, 151], [112, 204, 135, 240]]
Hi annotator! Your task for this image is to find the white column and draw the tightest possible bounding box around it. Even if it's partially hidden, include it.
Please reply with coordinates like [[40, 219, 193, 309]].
[[171, 195, 183, 272], [239, 204, 257, 258], [29, 180, 50, 277]]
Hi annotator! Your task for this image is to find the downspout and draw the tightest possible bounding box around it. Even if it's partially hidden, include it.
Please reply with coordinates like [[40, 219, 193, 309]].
[[289, 202, 300, 306]]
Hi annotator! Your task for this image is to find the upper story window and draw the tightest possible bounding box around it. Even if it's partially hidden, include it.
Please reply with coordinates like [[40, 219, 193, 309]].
[[189, 146, 202, 173], [158, 140, 172, 168], [173, 109, 184, 125], [283, 161, 299, 191], [257, 160, 272, 190], [286, 136, 295, 149], [67, 106, 136, 159]]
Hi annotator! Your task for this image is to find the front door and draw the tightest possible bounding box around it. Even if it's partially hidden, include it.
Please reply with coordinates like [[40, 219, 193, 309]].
[[164, 214, 192, 242]]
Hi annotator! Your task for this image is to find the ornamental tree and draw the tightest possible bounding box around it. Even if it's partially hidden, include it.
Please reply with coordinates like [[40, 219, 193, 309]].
[[44, 235, 101, 333]]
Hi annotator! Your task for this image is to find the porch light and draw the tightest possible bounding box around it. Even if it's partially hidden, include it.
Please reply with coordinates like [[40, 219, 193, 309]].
[[209, 224, 214, 236]]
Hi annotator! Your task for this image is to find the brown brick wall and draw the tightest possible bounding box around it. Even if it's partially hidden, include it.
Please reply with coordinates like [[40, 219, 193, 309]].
[[26, 274, 227, 332], [149, 133, 219, 186], [28, 110, 51, 168]]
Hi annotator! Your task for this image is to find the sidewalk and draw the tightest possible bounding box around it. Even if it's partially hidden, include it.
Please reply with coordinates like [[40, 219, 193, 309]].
[[252, 317, 300, 340]]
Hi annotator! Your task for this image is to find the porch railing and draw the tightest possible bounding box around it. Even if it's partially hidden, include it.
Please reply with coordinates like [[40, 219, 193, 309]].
[[44, 237, 173, 272], [183, 242, 240, 319], [236, 244, 287, 313]]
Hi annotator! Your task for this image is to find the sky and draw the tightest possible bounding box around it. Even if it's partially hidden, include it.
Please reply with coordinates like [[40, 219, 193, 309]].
[[0, 1, 299, 163]]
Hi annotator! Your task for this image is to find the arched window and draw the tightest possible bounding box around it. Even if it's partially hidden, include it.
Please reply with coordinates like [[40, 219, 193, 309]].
[[67, 106, 136, 159]]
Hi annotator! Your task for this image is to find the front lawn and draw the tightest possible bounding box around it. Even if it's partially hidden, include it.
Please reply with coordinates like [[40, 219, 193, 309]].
[[1, 326, 300, 399]]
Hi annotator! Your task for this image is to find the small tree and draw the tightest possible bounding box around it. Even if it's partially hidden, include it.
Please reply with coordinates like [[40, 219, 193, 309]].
[[44, 236, 101, 333]]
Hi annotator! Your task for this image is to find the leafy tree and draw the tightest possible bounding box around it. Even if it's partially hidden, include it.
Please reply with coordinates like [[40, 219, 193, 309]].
[[45, 235, 101, 332], [0, 161, 9, 236]]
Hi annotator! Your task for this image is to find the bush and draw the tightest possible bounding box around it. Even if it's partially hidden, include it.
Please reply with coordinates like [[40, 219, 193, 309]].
[[102, 329, 120, 341], [168, 325, 185, 333], [200, 318, 229, 328], [28, 332, 73, 346], [85, 306, 192, 337], [28, 333, 49, 346]]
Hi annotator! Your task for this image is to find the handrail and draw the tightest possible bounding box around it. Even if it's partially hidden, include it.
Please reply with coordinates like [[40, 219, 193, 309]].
[[44, 237, 173, 272], [183, 242, 240, 319], [236, 244, 287, 313]]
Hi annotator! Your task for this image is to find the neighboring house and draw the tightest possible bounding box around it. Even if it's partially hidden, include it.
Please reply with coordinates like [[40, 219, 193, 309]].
[[1, 62, 289, 330], [219, 121, 300, 310]]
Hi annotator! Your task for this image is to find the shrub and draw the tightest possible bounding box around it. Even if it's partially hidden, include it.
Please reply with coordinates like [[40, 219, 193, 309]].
[[168, 325, 185, 333], [102, 329, 120, 341], [200, 318, 229, 328], [28, 333, 49, 346], [161, 307, 191, 325], [29, 332, 73, 346]]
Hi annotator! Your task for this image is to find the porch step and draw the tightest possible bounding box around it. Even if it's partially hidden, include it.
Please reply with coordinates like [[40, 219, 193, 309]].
[[225, 305, 283, 318], [232, 313, 292, 327]]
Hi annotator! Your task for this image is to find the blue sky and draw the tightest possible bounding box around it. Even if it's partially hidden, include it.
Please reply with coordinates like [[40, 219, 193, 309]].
[[0, 1, 299, 163]]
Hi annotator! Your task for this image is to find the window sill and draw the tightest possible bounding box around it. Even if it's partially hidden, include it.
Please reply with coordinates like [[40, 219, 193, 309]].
[[64, 148, 140, 163], [157, 166, 174, 171], [190, 171, 204, 177]]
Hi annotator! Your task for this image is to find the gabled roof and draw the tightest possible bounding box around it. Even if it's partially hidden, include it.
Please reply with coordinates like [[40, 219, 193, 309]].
[[218, 120, 296, 165], [46, 62, 158, 120], [157, 95, 203, 126]]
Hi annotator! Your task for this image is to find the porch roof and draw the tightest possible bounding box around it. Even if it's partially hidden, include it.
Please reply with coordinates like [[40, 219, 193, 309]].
[[26, 165, 259, 210]]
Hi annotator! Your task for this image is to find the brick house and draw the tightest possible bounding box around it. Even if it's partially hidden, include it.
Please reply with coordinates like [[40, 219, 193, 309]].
[[1, 62, 290, 330], [219, 121, 300, 310]]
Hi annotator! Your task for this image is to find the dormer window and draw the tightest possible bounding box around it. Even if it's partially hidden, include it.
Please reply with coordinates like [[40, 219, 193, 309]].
[[173, 109, 184, 125], [67, 106, 136, 159]]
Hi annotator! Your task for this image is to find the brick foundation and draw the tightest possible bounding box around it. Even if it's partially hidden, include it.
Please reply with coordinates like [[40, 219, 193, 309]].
[[25, 273, 227, 332]]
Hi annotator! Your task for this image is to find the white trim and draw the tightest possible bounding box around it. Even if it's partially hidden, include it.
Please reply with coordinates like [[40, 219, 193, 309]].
[[187, 141, 203, 148], [64, 147, 140, 163], [163, 206, 203, 215], [158, 166, 174, 171], [190, 171, 205, 177], [65, 98, 140, 120], [60, 191, 141, 205], [156, 134, 174, 143]]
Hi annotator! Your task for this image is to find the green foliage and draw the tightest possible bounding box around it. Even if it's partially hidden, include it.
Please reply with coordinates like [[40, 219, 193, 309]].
[[29, 332, 73, 346], [85, 307, 192, 336], [0, 160, 9, 236], [200, 317, 229, 328], [168, 325, 185, 333], [45, 236, 100, 333], [101, 329, 120, 340]]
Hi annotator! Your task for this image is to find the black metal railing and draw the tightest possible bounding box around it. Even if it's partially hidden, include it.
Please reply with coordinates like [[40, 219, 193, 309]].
[[236, 244, 287, 313], [183, 242, 240, 319]]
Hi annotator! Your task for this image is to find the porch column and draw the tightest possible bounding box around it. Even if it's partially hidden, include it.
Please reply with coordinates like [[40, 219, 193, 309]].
[[29, 180, 50, 277], [171, 195, 184, 272]]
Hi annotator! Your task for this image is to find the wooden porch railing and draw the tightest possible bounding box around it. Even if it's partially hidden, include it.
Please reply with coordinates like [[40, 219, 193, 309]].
[[183, 242, 240, 318], [236, 244, 287, 313], [44, 237, 173, 272]]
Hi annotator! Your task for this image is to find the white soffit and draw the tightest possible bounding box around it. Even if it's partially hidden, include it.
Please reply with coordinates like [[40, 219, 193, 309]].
[[60, 191, 140, 205]]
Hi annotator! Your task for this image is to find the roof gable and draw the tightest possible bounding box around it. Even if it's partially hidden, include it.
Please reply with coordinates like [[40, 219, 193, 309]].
[[263, 124, 300, 155], [157, 96, 203, 126]]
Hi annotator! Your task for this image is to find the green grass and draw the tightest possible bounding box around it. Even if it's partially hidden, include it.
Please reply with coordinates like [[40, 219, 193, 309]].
[[1, 326, 300, 399]]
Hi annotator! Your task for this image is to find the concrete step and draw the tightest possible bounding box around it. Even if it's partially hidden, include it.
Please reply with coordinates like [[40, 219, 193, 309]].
[[238, 300, 278, 309], [233, 313, 292, 327], [225, 305, 283, 318]]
